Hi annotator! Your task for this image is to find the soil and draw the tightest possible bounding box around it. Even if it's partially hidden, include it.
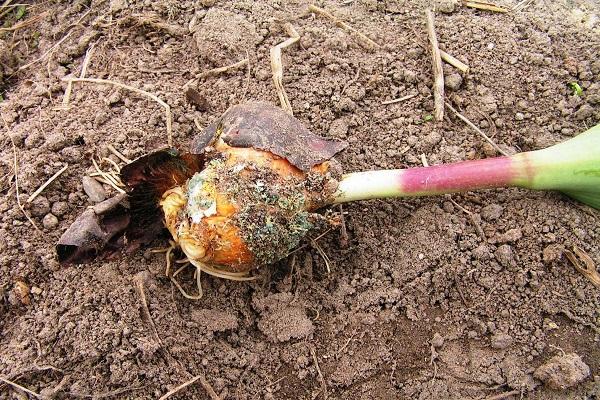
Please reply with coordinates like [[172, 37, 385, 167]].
[[1, 0, 599, 399]]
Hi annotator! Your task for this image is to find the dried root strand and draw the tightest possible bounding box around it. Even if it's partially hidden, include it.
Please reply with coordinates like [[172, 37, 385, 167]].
[[61, 41, 95, 108], [156, 244, 256, 301], [198, 58, 248, 79], [382, 93, 417, 105], [512, 0, 534, 12], [0, 376, 42, 399], [171, 263, 203, 300], [270, 22, 300, 116], [3, 116, 42, 234], [133, 275, 164, 347], [107, 144, 132, 163], [92, 158, 126, 194], [0, 10, 48, 32]]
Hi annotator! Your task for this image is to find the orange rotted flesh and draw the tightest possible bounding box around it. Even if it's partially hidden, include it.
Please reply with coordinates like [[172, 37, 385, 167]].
[[160, 140, 340, 275]]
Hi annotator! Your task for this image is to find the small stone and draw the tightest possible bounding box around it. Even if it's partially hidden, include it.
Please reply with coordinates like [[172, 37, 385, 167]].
[[435, 0, 456, 13], [51, 201, 69, 217], [545, 321, 559, 330], [497, 228, 522, 243], [495, 245, 516, 269], [472, 244, 492, 260], [255, 68, 270, 81], [534, 353, 590, 390], [109, 0, 127, 14], [587, 93, 600, 105], [515, 112, 525, 121], [184, 87, 210, 111], [29, 196, 50, 217], [42, 213, 59, 229], [442, 201, 454, 213], [431, 333, 444, 348], [481, 204, 503, 221], [422, 131, 442, 150], [490, 333, 513, 349], [68, 192, 80, 204], [104, 91, 122, 105], [542, 244, 563, 264], [403, 69, 417, 84], [445, 73, 463, 91], [328, 118, 350, 139], [82, 176, 106, 203], [94, 111, 110, 127], [31, 286, 43, 295], [574, 104, 594, 120]]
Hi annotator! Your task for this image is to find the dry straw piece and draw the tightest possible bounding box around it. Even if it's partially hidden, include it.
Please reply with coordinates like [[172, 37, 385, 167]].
[[61, 42, 96, 108], [440, 51, 470, 74], [425, 9, 445, 122], [270, 22, 300, 115], [382, 93, 417, 105], [462, 0, 508, 13]]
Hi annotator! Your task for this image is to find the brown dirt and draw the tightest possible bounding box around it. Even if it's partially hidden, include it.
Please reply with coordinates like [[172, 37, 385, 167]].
[[1, 0, 599, 399]]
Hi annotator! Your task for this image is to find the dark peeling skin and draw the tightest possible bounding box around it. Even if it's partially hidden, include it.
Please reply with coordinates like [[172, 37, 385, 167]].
[[56, 194, 131, 264], [191, 102, 348, 171]]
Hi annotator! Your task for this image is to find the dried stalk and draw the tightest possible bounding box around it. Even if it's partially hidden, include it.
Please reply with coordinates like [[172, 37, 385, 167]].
[[425, 9, 444, 121], [270, 22, 300, 115], [463, 0, 508, 13], [440, 51, 469, 74]]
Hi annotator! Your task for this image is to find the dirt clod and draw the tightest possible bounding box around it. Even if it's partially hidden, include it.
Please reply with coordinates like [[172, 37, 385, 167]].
[[193, 9, 258, 66], [253, 293, 314, 342], [42, 214, 59, 229], [445, 73, 463, 91], [490, 332, 514, 349], [534, 353, 591, 390]]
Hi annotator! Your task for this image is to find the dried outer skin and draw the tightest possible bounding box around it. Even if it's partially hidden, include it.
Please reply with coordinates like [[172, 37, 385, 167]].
[[57, 151, 203, 265], [56, 194, 131, 265], [190, 102, 348, 172]]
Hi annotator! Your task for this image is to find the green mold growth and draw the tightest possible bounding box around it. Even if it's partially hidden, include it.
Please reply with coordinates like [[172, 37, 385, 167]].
[[209, 158, 330, 267]]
